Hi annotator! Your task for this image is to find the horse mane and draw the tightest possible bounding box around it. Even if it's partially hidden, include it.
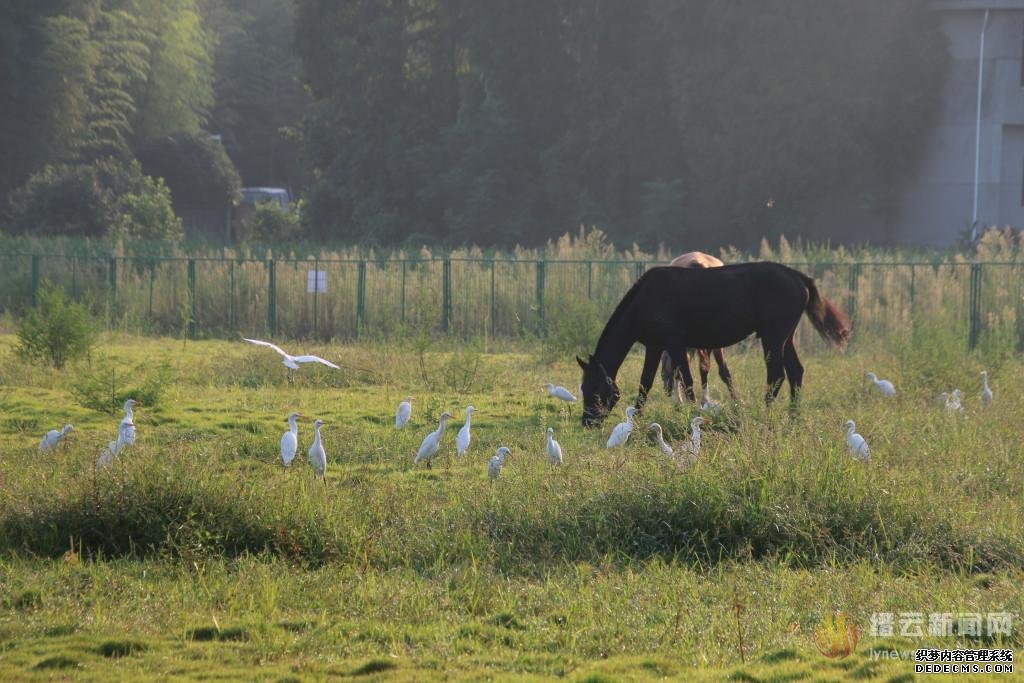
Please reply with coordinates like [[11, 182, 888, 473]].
[[593, 269, 654, 354]]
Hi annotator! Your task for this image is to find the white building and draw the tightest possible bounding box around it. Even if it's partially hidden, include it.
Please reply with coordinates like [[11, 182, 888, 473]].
[[894, 0, 1024, 245]]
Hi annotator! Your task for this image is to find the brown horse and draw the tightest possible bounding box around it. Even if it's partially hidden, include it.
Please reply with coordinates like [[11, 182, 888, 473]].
[[577, 262, 851, 427], [660, 252, 738, 403]]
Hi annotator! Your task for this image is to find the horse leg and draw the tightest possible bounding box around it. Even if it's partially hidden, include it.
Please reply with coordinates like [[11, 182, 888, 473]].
[[660, 350, 675, 396], [782, 335, 804, 404], [671, 348, 697, 403], [635, 346, 662, 413], [712, 348, 738, 400], [760, 336, 786, 404], [698, 349, 711, 398]]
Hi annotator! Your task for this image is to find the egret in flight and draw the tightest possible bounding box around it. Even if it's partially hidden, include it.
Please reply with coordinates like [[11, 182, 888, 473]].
[[242, 338, 339, 382]]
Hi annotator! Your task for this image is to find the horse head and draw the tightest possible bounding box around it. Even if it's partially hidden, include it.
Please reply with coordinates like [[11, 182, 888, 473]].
[[577, 354, 620, 427]]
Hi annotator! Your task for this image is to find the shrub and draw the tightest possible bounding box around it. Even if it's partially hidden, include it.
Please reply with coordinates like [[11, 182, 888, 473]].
[[113, 175, 183, 241], [16, 281, 96, 368], [4, 158, 181, 240], [136, 133, 242, 207], [69, 355, 170, 414], [248, 200, 301, 243]]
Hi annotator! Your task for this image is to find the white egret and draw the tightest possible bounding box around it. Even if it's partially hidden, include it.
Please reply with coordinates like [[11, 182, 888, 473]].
[[242, 338, 340, 383], [120, 399, 138, 446], [866, 372, 896, 397], [544, 383, 577, 403], [39, 424, 73, 452], [981, 371, 993, 406], [606, 406, 636, 448], [280, 412, 300, 466], [308, 419, 327, 481], [488, 446, 511, 479], [680, 416, 706, 457], [700, 386, 722, 414], [545, 427, 563, 465], [395, 396, 414, 429], [648, 423, 673, 457], [845, 420, 870, 461], [415, 412, 453, 468], [456, 405, 475, 457], [97, 421, 132, 468], [949, 388, 964, 413]]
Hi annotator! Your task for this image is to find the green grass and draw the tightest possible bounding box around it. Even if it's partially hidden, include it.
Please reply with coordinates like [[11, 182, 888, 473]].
[[0, 333, 1021, 680]]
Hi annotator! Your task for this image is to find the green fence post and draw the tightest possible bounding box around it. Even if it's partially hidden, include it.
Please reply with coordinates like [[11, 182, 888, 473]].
[[108, 256, 117, 327], [357, 259, 367, 337], [635, 261, 644, 280], [968, 263, 982, 350], [442, 257, 451, 333], [30, 254, 40, 306], [229, 260, 235, 333], [490, 259, 497, 338], [909, 264, 916, 309], [148, 260, 155, 320], [187, 258, 197, 339], [71, 257, 78, 300], [312, 258, 319, 338], [536, 259, 546, 335], [267, 259, 277, 336], [847, 263, 860, 323], [400, 260, 407, 324]]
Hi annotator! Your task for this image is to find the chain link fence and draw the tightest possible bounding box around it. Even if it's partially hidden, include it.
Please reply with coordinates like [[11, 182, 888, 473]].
[[1, 253, 1022, 351]]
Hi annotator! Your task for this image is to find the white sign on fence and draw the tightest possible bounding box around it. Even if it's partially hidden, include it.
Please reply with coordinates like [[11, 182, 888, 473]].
[[307, 270, 327, 293]]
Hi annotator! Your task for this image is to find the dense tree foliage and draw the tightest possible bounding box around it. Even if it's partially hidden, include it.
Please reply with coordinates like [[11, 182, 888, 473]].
[[204, 0, 309, 189], [295, 0, 949, 248], [0, 0, 214, 201], [2, 1, 949, 247]]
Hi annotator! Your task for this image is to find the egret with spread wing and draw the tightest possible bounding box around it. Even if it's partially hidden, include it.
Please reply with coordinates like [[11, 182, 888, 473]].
[[242, 338, 340, 382]]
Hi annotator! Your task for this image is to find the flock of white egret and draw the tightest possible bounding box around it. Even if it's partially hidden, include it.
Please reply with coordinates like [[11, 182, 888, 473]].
[[36, 338, 997, 480]]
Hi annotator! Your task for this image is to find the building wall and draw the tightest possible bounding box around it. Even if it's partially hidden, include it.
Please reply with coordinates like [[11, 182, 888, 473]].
[[893, 1, 1024, 246]]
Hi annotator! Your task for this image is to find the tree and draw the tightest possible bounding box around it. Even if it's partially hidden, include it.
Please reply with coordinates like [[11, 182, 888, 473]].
[[204, 0, 310, 188], [130, 0, 214, 141], [135, 132, 241, 207], [664, 0, 949, 246]]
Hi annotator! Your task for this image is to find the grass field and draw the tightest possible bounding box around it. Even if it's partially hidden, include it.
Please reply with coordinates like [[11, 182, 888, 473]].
[[0, 332, 1022, 680]]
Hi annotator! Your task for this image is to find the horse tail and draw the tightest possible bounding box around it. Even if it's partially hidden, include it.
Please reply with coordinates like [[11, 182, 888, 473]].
[[800, 274, 851, 349]]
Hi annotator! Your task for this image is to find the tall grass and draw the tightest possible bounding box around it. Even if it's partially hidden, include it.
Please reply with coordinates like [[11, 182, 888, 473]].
[[1, 230, 1022, 350], [0, 333, 1021, 678]]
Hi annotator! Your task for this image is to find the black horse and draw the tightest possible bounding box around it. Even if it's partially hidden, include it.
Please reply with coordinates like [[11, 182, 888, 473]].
[[577, 262, 850, 427]]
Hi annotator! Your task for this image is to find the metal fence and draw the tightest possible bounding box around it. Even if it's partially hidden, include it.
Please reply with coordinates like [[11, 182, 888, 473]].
[[1, 253, 1022, 351]]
